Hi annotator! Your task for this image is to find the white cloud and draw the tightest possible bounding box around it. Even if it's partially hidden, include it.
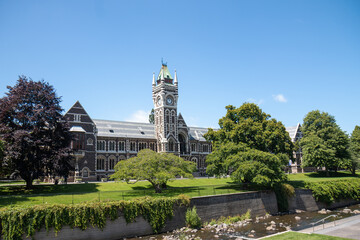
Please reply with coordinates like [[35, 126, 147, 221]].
[[247, 98, 264, 105], [125, 110, 149, 123], [273, 94, 287, 103]]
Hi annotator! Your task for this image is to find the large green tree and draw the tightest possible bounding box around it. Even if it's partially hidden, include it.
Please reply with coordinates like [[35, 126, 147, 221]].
[[0, 77, 73, 188], [300, 110, 349, 176], [349, 125, 360, 175], [110, 149, 196, 193], [205, 103, 293, 186]]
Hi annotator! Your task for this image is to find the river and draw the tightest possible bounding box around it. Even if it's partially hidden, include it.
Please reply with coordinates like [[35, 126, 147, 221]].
[[126, 204, 360, 240]]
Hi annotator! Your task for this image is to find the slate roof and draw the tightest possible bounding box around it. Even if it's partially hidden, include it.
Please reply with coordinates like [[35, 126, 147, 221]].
[[286, 123, 301, 141], [93, 119, 210, 141]]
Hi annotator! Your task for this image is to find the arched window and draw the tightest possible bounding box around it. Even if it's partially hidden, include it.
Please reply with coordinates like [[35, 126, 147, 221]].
[[169, 140, 174, 152], [97, 155, 105, 170], [108, 156, 116, 170], [179, 134, 186, 154], [82, 168, 89, 178]]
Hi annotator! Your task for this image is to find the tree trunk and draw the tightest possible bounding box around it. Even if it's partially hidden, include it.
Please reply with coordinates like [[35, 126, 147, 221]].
[[325, 167, 330, 177], [25, 177, 33, 189], [351, 165, 356, 176], [154, 184, 162, 193]]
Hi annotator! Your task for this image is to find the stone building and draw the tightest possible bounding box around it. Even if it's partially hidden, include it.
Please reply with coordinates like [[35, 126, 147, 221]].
[[65, 63, 212, 181]]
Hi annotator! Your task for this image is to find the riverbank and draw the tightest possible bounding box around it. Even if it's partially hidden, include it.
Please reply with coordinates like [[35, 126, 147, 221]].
[[131, 204, 360, 240]]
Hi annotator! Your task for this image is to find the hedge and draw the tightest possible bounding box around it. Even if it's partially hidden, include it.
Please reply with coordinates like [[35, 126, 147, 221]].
[[305, 179, 360, 204], [0, 195, 190, 240]]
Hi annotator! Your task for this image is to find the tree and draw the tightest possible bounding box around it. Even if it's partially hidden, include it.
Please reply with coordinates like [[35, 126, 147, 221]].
[[110, 149, 196, 193], [204, 103, 293, 186], [300, 110, 349, 176], [350, 126, 360, 175], [0, 76, 73, 188], [149, 108, 155, 124]]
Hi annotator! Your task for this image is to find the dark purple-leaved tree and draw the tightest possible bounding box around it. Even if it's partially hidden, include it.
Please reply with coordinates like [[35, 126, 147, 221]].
[[0, 76, 73, 188]]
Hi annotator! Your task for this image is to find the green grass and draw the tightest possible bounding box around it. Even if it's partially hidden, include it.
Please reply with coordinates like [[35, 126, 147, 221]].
[[1, 171, 359, 207], [287, 171, 360, 188], [265, 231, 352, 240], [0, 178, 243, 207]]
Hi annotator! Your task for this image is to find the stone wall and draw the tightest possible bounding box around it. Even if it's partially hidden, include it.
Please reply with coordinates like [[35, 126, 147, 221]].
[[288, 189, 360, 212], [28, 191, 277, 240], [25, 189, 359, 240], [191, 191, 278, 222]]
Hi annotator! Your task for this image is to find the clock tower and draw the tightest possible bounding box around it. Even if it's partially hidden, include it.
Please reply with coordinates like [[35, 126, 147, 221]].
[[152, 62, 179, 153]]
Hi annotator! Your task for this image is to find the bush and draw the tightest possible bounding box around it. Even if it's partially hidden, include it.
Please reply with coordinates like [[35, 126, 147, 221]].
[[185, 206, 202, 229], [305, 179, 360, 204], [207, 210, 251, 225], [0, 195, 190, 240], [274, 183, 295, 212]]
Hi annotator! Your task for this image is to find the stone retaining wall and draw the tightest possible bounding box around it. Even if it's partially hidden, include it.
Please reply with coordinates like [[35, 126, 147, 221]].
[[24, 189, 359, 240]]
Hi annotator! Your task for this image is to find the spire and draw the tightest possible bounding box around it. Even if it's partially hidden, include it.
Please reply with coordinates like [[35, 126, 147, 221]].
[[152, 72, 156, 86], [174, 69, 178, 86]]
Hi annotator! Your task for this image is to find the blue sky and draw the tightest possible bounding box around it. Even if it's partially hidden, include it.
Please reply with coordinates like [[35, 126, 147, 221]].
[[0, 0, 359, 134]]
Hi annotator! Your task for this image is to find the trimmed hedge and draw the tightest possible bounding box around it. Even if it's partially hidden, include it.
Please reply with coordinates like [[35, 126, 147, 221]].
[[0, 195, 190, 240], [305, 179, 360, 204]]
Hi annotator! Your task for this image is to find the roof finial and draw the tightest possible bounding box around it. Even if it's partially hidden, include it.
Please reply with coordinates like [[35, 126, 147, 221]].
[[161, 58, 167, 66], [152, 72, 156, 86], [174, 69, 178, 85]]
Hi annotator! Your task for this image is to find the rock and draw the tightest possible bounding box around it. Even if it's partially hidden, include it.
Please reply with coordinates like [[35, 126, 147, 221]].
[[235, 238, 243, 240], [214, 235, 219, 238], [279, 223, 283, 227], [295, 209, 305, 213], [343, 208, 352, 214], [318, 209, 328, 214], [251, 230, 255, 233], [248, 234, 255, 238], [285, 226, 291, 230], [266, 226, 274, 231], [270, 221, 276, 225], [245, 218, 253, 222], [295, 216, 301, 221], [353, 210, 360, 214]]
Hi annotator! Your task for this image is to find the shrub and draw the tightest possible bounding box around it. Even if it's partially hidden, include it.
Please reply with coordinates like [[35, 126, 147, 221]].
[[185, 206, 202, 229], [305, 179, 360, 204], [273, 183, 295, 212]]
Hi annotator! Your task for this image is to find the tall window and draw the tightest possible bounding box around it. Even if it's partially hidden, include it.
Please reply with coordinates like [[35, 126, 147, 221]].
[[118, 141, 125, 152], [130, 142, 137, 151], [108, 141, 116, 151], [72, 133, 85, 150], [108, 156, 116, 170], [203, 144, 209, 153], [149, 142, 155, 151], [191, 143, 196, 152], [97, 140, 106, 151], [139, 142, 147, 151], [169, 141, 174, 152], [97, 156, 105, 170]]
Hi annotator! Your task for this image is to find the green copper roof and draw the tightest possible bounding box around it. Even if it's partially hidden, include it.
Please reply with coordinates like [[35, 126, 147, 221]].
[[157, 64, 173, 80]]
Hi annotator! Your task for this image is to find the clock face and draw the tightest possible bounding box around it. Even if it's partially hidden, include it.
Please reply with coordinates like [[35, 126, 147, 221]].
[[166, 97, 173, 105]]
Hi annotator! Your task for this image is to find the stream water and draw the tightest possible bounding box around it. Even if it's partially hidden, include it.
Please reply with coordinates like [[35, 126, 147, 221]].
[[126, 204, 360, 240]]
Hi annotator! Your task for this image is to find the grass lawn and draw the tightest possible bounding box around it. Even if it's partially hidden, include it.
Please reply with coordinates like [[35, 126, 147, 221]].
[[265, 231, 352, 240], [1, 171, 359, 207], [287, 171, 360, 188], [0, 178, 242, 207]]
